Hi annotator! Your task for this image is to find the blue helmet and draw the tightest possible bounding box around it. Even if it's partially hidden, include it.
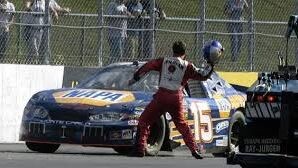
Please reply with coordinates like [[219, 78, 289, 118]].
[[203, 40, 224, 65]]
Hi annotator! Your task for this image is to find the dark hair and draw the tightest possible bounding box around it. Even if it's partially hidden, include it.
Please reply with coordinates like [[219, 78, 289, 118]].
[[172, 41, 186, 56]]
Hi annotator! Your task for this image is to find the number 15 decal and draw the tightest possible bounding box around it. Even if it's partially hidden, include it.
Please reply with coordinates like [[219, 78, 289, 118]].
[[190, 102, 213, 143]]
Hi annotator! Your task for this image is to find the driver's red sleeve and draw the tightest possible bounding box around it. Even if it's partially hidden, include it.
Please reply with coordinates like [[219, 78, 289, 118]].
[[183, 63, 213, 81], [133, 58, 163, 81]]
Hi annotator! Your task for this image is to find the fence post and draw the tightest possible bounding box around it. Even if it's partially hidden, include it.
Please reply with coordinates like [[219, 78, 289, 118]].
[[44, 0, 50, 64], [295, 0, 298, 67], [17, 13, 21, 58], [140, 17, 145, 58], [248, 0, 255, 71], [196, 0, 205, 64], [80, 16, 86, 66], [150, 0, 156, 58], [97, 0, 104, 67]]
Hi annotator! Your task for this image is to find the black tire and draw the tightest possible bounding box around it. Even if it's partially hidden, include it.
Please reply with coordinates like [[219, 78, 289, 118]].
[[213, 111, 245, 157], [145, 115, 166, 156], [113, 146, 131, 155], [241, 164, 271, 168], [241, 165, 256, 168], [25, 142, 60, 153], [228, 111, 245, 154], [113, 115, 166, 156]]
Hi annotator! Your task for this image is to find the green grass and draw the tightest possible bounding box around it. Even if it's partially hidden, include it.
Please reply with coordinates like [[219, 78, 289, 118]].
[[3, 0, 296, 71]]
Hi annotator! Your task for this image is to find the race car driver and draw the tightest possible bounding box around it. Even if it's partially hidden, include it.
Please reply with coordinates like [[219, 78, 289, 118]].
[[128, 40, 224, 158]]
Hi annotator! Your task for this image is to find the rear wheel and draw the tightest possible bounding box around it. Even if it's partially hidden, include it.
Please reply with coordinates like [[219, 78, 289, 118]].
[[25, 142, 60, 153], [213, 111, 245, 157], [228, 111, 245, 155]]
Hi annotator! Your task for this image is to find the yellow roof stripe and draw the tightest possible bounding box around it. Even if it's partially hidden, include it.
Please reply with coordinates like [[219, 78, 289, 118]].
[[217, 72, 258, 88]]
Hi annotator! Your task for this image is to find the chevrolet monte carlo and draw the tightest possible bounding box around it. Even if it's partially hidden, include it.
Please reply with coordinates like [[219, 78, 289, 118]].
[[19, 62, 246, 156]]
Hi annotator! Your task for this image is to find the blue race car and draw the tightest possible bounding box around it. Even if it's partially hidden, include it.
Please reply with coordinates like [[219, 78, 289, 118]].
[[19, 61, 246, 156]]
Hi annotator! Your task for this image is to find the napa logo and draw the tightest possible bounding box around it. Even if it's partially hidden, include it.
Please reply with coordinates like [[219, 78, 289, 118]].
[[53, 89, 135, 106], [63, 90, 123, 101]]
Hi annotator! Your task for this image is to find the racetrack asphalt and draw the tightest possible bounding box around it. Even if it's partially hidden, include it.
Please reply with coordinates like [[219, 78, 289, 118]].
[[0, 144, 241, 168]]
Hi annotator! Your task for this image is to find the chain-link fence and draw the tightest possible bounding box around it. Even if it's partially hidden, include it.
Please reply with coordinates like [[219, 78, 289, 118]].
[[0, 0, 297, 71]]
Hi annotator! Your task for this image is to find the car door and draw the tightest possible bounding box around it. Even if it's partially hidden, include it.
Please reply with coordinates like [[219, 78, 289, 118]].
[[185, 73, 235, 152], [186, 78, 216, 145]]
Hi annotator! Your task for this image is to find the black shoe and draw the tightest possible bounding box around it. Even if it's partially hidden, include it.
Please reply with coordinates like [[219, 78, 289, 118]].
[[192, 150, 203, 159]]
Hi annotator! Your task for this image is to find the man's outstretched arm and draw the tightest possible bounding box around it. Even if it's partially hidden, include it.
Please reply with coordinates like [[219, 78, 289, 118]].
[[184, 63, 214, 81], [130, 58, 163, 84]]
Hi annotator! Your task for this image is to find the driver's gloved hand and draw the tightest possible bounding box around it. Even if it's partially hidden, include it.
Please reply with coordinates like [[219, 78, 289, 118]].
[[128, 79, 137, 86]]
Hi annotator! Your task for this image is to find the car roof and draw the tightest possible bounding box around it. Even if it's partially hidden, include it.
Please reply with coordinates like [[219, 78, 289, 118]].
[[105, 61, 147, 68]]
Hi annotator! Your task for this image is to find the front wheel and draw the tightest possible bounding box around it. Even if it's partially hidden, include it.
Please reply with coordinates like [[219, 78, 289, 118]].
[[113, 146, 131, 155], [113, 115, 166, 156], [25, 142, 60, 153], [241, 164, 272, 168], [146, 115, 166, 156]]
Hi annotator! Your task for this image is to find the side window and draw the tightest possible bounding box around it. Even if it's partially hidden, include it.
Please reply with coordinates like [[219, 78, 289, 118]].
[[133, 71, 159, 92], [187, 79, 207, 98], [142, 71, 159, 90]]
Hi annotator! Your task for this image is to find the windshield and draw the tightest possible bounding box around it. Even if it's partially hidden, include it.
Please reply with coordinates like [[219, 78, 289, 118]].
[[77, 65, 159, 92]]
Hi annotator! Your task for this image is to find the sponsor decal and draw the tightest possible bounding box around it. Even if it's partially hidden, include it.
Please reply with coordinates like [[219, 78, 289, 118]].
[[110, 131, 122, 140], [215, 121, 229, 133], [244, 144, 280, 153], [216, 136, 228, 146], [168, 65, 176, 73], [215, 99, 231, 112], [43, 120, 82, 126], [109, 129, 133, 140], [122, 129, 133, 139], [63, 90, 123, 101], [53, 89, 135, 106], [134, 107, 144, 113], [243, 138, 281, 153], [128, 120, 138, 125], [165, 59, 184, 70]]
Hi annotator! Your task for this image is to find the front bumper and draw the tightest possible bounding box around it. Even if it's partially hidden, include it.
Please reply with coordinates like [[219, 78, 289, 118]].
[[228, 152, 298, 168], [19, 120, 137, 146]]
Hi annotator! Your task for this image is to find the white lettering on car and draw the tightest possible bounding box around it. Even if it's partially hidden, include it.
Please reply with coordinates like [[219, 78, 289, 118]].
[[215, 121, 229, 133]]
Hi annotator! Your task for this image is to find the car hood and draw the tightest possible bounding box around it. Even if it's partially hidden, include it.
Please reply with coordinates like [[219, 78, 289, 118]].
[[24, 88, 153, 122]]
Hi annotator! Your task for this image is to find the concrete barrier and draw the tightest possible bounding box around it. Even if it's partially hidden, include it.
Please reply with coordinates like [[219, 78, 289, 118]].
[[0, 64, 64, 143]]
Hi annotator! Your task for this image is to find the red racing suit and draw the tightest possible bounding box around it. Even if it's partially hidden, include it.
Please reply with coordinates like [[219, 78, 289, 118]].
[[133, 56, 213, 153]]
